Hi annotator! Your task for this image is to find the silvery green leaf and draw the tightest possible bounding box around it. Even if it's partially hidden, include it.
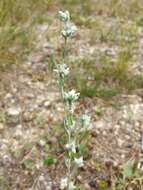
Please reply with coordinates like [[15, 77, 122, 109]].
[[65, 158, 70, 167], [69, 181, 76, 190], [123, 161, 134, 180], [74, 157, 84, 167], [80, 114, 92, 131], [80, 115, 90, 126]]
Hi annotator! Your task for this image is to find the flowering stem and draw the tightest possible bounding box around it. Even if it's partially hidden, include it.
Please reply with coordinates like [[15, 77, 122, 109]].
[[56, 11, 90, 190], [61, 37, 72, 190], [62, 37, 67, 61], [59, 31, 75, 190]]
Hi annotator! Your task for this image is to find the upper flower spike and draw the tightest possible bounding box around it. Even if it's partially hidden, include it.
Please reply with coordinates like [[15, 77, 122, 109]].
[[58, 10, 77, 38], [61, 22, 77, 38], [58, 10, 70, 23]]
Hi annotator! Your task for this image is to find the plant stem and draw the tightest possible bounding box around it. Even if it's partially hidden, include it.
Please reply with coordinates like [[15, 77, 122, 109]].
[[62, 37, 67, 61], [59, 35, 74, 189]]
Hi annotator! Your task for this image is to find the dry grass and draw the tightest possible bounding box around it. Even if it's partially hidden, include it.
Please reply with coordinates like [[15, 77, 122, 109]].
[[0, 0, 143, 96], [0, 0, 54, 70]]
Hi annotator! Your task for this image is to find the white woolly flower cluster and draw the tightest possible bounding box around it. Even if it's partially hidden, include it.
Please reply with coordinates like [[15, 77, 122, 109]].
[[58, 10, 77, 38], [54, 64, 70, 78], [74, 157, 84, 168], [60, 177, 68, 189], [62, 23, 77, 38], [60, 178, 76, 190], [65, 140, 76, 153], [64, 89, 80, 103], [59, 10, 70, 22]]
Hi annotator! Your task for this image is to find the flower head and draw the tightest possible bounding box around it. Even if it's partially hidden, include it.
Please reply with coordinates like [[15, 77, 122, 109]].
[[58, 10, 70, 23], [60, 177, 68, 189], [65, 140, 76, 153], [54, 64, 70, 78], [58, 10, 77, 38], [64, 89, 80, 103], [61, 22, 77, 38], [74, 157, 84, 167]]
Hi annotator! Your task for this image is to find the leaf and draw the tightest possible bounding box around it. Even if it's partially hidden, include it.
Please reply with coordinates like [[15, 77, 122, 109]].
[[43, 155, 57, 166], [22, 159, 35, 170], [78, 144, 89, 156], [122, 161, 134, 179]]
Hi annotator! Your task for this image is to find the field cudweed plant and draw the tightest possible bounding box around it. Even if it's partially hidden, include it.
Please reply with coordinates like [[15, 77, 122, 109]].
[[54, 10, 92, 189]]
